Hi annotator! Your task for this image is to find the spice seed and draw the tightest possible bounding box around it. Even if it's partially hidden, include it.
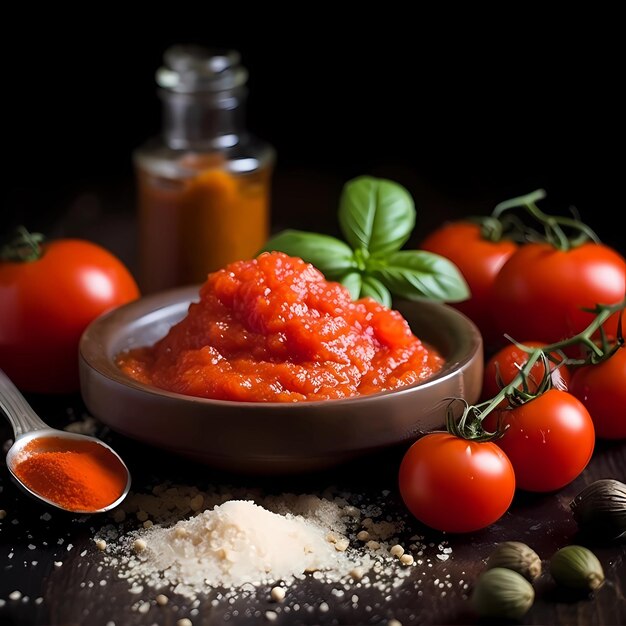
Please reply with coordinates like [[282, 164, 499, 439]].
[[270, 586, 286, 602], [177, 619, 193, 626], [156, 594, 169, 606], [133, 539, 147, 552], [350, 567, 365, 581], [334, 538, 350, 552], [0, 509, 6, 519], [400, 554, 414, 566], [94, 539, 107, 551], [357, 531, 370, 541], [390, 545, 404, 558], [190, 495, 204, 511]]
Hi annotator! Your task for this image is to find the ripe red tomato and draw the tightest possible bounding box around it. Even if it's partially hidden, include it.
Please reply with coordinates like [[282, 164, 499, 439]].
[[0, 237, 140, 393], [482, 341, 571, 403], [420, 221, 518, 350], [491, 242, 625, 346], [569, 346, 626, 439], [398, 432, 516, 533], [484, 390, 595, 493]]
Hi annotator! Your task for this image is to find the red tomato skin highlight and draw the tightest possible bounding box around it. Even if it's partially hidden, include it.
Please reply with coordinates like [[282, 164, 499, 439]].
[[485, 389, 595, 493], [0, 239, 140, 393], [398, 432, 515, 533], [569, 346, 626, 440], [491, 242, 626, 347], [420, 222, 518, 350]]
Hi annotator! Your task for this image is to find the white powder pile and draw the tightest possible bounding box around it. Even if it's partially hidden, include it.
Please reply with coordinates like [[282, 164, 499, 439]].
[[96, 482, 434, 609], [127, 499, 363, 594]]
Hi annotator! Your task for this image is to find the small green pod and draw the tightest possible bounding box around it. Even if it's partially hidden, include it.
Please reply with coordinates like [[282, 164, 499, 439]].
[[550, 545, 605, 591], [570, 478, 626, 541], [485, 541, 542, 581], [471, 567, 535, 619]]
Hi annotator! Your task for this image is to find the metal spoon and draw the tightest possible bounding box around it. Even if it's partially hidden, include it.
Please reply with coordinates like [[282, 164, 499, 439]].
[[0, 368, 131, 514]]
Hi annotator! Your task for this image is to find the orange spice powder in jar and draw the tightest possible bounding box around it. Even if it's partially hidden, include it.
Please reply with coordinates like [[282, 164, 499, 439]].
[[116, 252, 444, 402], [133, 46, 275, 294], [136, 154, 271, 294]]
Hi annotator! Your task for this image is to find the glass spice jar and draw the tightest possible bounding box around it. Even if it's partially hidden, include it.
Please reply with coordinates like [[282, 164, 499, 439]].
[[134, 45, 275, 293]]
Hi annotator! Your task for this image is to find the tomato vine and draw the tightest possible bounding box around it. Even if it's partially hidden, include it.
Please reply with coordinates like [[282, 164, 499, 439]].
[[449, 297, 625, 441]]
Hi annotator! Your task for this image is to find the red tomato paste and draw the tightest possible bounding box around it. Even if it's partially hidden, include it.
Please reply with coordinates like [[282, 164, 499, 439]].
[[116, 252, 444, 402]]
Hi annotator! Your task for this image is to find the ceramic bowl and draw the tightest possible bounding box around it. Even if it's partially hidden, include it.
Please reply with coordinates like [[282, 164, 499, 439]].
[[79, 285, 483, 474]]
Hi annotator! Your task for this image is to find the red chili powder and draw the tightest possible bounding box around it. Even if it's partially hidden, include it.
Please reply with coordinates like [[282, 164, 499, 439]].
[[12, 437, 128, 512], [117, 251, 445, 402]]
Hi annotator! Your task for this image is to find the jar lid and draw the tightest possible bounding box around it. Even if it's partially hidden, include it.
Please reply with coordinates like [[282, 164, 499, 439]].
[[156, 45, 248, 93]]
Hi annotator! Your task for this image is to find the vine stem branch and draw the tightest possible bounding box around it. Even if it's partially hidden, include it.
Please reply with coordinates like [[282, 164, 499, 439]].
[[451, 297, 626, 440]]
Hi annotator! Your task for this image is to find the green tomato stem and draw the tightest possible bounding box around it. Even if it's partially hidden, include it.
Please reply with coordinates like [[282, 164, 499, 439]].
[[492, 189, 547, 214], [491, 188, 600, 250], [450, 297, 625, 440], [1, 226, 45, 262]]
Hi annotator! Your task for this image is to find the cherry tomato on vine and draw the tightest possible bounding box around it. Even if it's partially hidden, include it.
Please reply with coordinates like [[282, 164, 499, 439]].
[[569, 346, 626, 440], [420, 221, 518, 349], [398, 432, 516, 533], [0, 233, 140, 393], [483, 389, 595, 493], [482, 341, 571, 403], [491, 242, 626, 347]]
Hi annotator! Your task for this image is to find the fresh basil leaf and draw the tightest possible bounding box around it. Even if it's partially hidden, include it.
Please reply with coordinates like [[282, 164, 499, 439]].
[[338, 176, 415, 256], [340, 272, 363, 300], [260, 230, 356, 279], [370, 250, 470, 302], [360, 275, 392, 307]]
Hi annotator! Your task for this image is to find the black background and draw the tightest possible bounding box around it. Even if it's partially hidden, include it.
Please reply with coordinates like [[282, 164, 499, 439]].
[[3, 15, 623, 256]]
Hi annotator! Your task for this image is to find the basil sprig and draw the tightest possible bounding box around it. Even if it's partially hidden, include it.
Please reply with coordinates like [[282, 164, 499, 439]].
[[261, 176, 469, 307]]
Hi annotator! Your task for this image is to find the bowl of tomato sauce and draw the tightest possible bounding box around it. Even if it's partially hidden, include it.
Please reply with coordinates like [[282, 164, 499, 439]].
[[79, 253, 483, 474]]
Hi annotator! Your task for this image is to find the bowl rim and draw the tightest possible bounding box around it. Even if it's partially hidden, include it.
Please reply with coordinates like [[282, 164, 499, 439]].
[[80, 284, 482, 409]]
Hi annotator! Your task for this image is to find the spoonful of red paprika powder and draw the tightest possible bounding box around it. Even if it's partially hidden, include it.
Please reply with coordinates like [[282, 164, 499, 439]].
[[1, 368, 131, 514]]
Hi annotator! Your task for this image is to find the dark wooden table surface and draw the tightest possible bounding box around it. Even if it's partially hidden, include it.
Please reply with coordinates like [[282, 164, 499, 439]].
[[2, 186, 625, 626], [1, 390, 625, 626]]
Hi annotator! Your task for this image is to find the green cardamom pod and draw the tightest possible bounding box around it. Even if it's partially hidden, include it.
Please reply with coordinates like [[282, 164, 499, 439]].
[[550, 545, 605, 591], [570, 478, 626, 541], [470, 567, 535, 619], [485, 541, 542, 581]]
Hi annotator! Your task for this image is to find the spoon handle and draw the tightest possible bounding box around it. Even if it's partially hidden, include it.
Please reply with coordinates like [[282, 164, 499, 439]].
[[0, 369, 49, 437]]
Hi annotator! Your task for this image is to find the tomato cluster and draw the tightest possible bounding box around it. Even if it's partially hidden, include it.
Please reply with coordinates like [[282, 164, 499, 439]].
[[421, 227, 624, 354], [399, 191, 625, 534]]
